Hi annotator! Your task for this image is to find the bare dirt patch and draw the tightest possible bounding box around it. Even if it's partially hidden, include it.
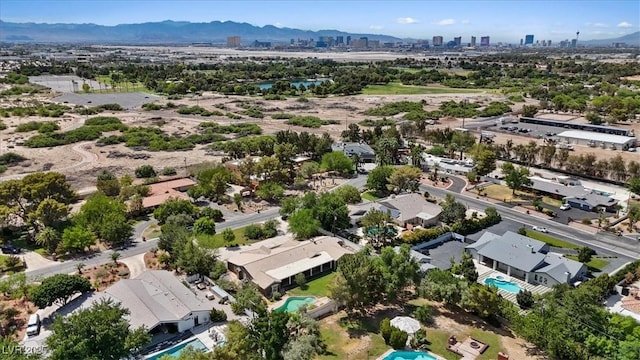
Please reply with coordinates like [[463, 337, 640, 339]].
[[79, 262, 130, 291]]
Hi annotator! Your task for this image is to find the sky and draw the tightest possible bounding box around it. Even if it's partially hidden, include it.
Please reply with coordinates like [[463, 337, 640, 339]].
[[1, 0, 639, 42]]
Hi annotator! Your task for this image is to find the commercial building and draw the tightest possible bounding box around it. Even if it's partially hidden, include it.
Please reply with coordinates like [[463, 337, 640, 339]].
[[480, 36, 490, 47], [524, 34, 534, 45], [466, 231, 587, 287], [227, 236, 351, 297], [226, 36, 241, 47], [470, 36, 476, 47], [557, 130, 636, 151], [520, 117, 635, 136], [432, 36, 444, 47], [454, 36, 462, 46]]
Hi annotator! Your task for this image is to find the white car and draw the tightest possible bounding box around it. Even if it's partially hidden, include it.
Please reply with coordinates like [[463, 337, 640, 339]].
[[559, 203, 571, 211], [532, 226, 548, 233]]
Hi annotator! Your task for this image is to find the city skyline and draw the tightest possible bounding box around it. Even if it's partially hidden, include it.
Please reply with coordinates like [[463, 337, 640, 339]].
[[1, 0, 638, 43]]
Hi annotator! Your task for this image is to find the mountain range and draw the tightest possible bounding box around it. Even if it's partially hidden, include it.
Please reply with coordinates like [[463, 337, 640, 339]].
[[0, 20, 402, 44], [0, 20, 638, 46]]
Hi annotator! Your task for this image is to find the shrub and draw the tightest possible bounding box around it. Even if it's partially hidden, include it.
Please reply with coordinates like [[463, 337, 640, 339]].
[[414, 304, 433, 325], [582, 218, 592, 225], [516, 289, 535, 309], [364, 101, 424, 116], [262, 220, 279, 238], [199, 207, 224, 222], [118, 270, 129, 277], [286, 116, 338, 128], [161, 167, 177, 176], [295, 273, 306, 288], [244, 224, 264, 240], [271, 113, 295, 119], [271, 291, 282, 301], [210, 308, 227, 322], [389, 327, 409, 349], [517, 226, 527, 235], [3, 255, 22, 269], [0, 152, 27, 166], [135, 165, 157, 178], [426, 145, 447, 156], [380, 318, 392, 344]]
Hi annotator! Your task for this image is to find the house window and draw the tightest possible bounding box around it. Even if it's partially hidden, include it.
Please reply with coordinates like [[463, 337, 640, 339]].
[[534, 274, 538, 281]]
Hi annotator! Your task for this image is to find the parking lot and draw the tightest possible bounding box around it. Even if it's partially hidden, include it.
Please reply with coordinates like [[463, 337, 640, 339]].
[[490, 121, 566, 142]]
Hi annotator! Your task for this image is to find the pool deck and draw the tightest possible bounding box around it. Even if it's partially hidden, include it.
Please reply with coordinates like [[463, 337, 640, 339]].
[[377, 349, 448, 360], [475, 262, 551, 304], [143, 322, 227, 359]]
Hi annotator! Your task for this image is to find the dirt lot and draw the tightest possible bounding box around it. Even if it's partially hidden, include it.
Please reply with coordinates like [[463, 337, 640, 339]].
[[1, 91, 637, 190]]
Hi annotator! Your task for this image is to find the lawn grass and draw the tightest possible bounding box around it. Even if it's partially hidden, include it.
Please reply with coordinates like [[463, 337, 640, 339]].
[[318, 312, 389, 360], [197, 227, 249, 249], [542, 196, 563, 208], [288, 272, 337, 298], [565, 255, 609, 271], [11, 235, 46, 254], [143, 224, 161, 240], [361, 191, 381, 202], [525, 230, 580, 250], [362, 82, 484, 95], [93, 75, 151, 93], [0, 255, 8, 269]]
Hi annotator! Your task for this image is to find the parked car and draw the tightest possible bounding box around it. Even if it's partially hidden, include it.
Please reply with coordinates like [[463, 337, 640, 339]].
[[0, 244, 20, 254], [560, 203, 571, 211], [26, 314, 41, 337], [532, 226, 548, 233]]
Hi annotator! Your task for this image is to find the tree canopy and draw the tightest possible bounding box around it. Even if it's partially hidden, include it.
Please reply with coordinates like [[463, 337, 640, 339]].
[[32, 274, 91, 308]]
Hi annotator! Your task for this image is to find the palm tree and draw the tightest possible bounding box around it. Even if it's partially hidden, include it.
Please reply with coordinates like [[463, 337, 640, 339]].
[[76, 263, 86, 275], [35, 227, 60, 254], [410, 145, 424, 168], [111, 252, 121, 266], [351, 153, 361, 171], [505, 139, 514, 159]]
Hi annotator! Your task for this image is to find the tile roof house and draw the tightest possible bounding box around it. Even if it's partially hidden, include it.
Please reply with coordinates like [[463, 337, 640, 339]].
[[78, 270, 211, 334], [142, 178, 196, 209], [227, 236, 352, 297], [466, 231, 587, 287]]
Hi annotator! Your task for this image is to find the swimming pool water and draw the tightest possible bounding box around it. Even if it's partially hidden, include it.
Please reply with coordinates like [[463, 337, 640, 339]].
[[484, 277, 522, 293], [275, 296, 316, 313], [146, 338, 209, 360], [384, 350, 438, 360]]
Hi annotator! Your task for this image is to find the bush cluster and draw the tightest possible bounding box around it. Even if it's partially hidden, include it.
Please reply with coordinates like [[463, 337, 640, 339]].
[[199, 122, 262, 135], [0, 103, 69, 118], [364, 101, 424, 116], [24, 117, 125, 148], [285, 116, 339, 128], [15, 121, 60, 133], [244, 220, 279, 240], [177, 105, 223, 116]]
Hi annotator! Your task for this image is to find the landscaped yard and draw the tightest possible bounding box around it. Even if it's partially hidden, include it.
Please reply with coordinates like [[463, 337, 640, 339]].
[[478, 184, 530, 204], [143, 223, 161, 240], [362, 82, 484, 95], [10, 236, 47, 257], [288, 272, 337, 298], [318, 311, 390, 360], [197, 226, 250, 249], [428, 328, 504, 360], [565, 255, 610, 271], [94, 75, 151, 93], [525, 230, 579, 250], [361, 191, 381, 202]]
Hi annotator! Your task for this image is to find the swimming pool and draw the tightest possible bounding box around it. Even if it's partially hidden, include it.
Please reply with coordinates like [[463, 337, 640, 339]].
[[275, 296, 316, 313], [384, 350, 438, 360], [484, 277, 522, 293], [146, 338, 209, 360]]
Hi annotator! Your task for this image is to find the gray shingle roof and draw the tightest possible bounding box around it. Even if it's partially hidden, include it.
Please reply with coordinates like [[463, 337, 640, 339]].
[[378, 193, 442, 223], [469, 231, 547, 272], [536, 253, 587, 283]]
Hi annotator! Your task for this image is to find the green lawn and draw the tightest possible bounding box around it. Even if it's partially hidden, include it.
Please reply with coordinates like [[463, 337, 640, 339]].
[[525, 230, 579, 250], [428, 328, 503, 360], [361, 191, 381, 201], [197, 227, 250, 249], [565, 255, 609, 271], [10, 235, 47, 255], [362, 82, 484, 95], [93, 75, 151, 93], [288, 272, 337, 298]]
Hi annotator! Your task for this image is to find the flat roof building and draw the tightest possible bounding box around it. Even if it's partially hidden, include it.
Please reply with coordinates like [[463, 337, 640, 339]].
[[557, 130, 636, 150]]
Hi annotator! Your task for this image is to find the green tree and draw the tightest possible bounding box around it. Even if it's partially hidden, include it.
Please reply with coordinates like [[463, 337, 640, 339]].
[[256, 182, 285, 202], [328, 250, 384, 316], [627, 177, 640, 195], [502, 162, 533, 195], [111, 252, 121, 266], [158, 223, 190, 255], [177, 240, 217, 276], [366, 165, 393, 193], [388, 165, 422, 193], [294, 273, 307, 288], [320, 151, 354, 176], [578, 246, 595, 264], [463, 284, 501, 319], [193, 217, 216, 235], [279, 197, 301, 218], [76, 193, 132, 248], [440, 194, 467, 225], [288, 209, 320, 239], [521, 104, 539, 118], [153, 198, 198, 224], [233, 193, 243, 211], [516, 289, 535, 309], [31, 274, 91, 308], [470, 144, 497, 176], [333, 185, 361, 204], [222, 228, 236, 243], [389, 327, 409, 350], [188, 166, 233, 202], [32, 198, 70, 230], [413, 304, 433, 325], [450, 251, 478, 282], [134, 164, 156, 178], [231, 283, 266, 315], [0, 172, 76, 230], [450, 131, 476, 159], [61, 225, 96, 253], [376, 245, 420, 300], [46, 298, 151, 360], [380, 318, 392, 344], [35, 227, 61, 254], [96, 169, 121, 197], [360, 209, 396, 248]]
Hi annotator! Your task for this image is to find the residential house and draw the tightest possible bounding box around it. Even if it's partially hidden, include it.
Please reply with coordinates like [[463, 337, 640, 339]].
[[526, 177, 618, 212], [421, 154, 476, 175], [331, 142, 376, 163], [142, 178, 196, 209], [349, 193, 442, 229], [465, 231, 587, 287], [227, 236, 352, 297], [76, 270, 211, 335]]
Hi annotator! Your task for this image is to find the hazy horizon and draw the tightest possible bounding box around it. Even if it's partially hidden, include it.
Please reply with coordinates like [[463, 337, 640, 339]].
[[1, 0, 639, 43]]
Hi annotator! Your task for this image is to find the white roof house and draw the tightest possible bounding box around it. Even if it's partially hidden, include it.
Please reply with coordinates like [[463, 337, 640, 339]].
[[557, 130, 637, 147]]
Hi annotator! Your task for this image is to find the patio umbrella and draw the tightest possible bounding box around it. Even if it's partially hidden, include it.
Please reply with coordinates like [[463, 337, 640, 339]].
[[390, 316, 421, 334]]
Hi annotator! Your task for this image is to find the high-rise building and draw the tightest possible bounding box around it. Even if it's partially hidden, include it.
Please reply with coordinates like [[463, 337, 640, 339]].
[[336, 36, 344, 45], [571, 39, 577, 48], [454, 36, 462, 46], [520, 39, 524, 46], [480, 36, 490, 47], [432, 36, 443, 46], [524, 34, 534, 45], [346, 36, 351, 45], [470, 36, 476, 47], [349, 38, 368, 48], [547, 40, 552, 46], [226, 36, 241, 47]]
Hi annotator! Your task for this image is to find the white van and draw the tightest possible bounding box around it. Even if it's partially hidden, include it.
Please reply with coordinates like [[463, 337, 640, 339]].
[[26, 314, 40, 336]]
